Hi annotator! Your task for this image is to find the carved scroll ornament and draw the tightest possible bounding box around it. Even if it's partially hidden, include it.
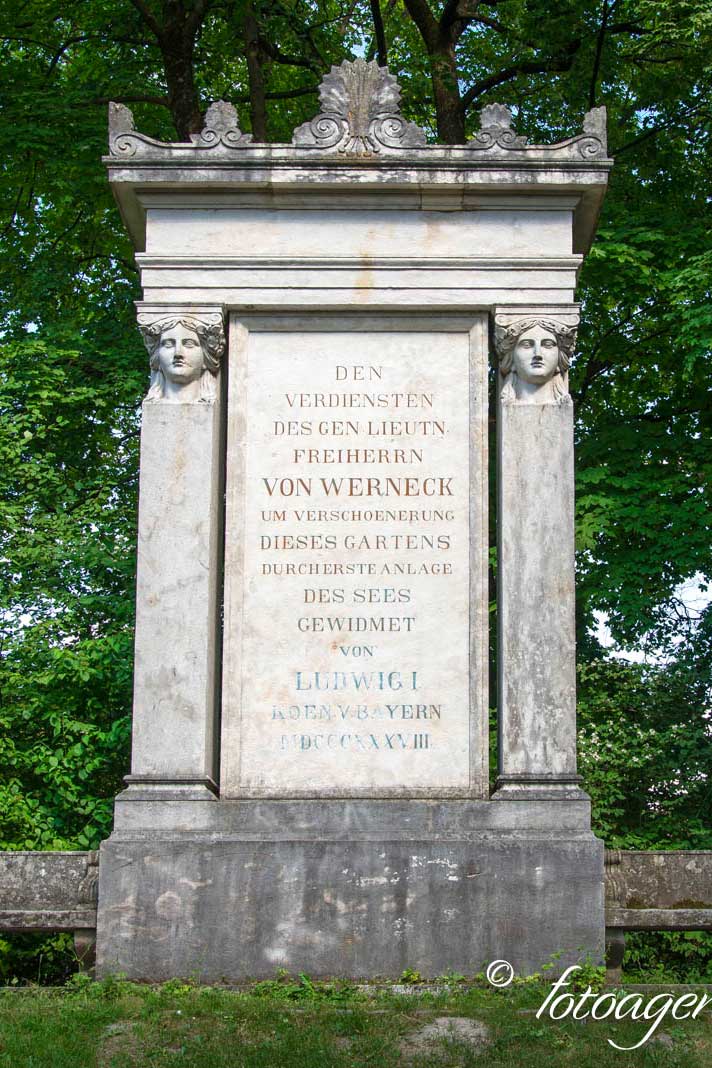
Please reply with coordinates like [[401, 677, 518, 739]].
[[137, 312, 226, 403], [109, 101, 251, 158], [292, 59, 427, 155], [108, 79, 607, 162], [467, 103, 607, 160], [494, 316, 577, 406], [471, 104, 528, 151]]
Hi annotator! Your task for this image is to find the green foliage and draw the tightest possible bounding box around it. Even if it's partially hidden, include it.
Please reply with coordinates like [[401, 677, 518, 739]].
[[2, 981, 712, 1068], [0, 933, 77, 986], [578, 653, 712, 984], [252, 972, 359, 1002], [0, 0, 710, 985], [624, 930, 712, 983], [159, 977, 197, 998], [0, 332, 139, 849], [578, 659, 711, 849], [571, 959, 607, 995]]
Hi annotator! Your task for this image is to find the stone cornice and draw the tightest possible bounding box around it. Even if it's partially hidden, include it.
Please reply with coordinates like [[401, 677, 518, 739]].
[[106, 61, 611, 255]]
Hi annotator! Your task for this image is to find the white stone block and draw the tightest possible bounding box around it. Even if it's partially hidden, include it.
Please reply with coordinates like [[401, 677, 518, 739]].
[[128, 399, 223, 795], [497, 400, 578, 783], [221, 318, 489, 797]]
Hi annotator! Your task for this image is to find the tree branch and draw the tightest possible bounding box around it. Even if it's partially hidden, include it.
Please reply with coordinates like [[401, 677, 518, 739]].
[[47, 209, 85, 255], [126, 0, 162, 39], [258, 37, 320, 71], [185, 0, 213, 35], [462, 40, 582, 110], [337, 0, 361, 35], [1, 184, 26, 238], [370, 0, 388, 66], [588, 0, 611, 110], [607, 20, 648, 35], [45, 36, 88, 77], [366, 0, 397, 61], [468, 13, 506, 32], [88, 94, 171, 108], [612, 100, 709, 155], [440, 0, 469, 33], [571, 357, 613, 407], [233, 84, 319, 102], [402, 0, 439, 51], [76, 253, 140, 275], [442, 0, 507, 38], [243, 2, 267, 141]]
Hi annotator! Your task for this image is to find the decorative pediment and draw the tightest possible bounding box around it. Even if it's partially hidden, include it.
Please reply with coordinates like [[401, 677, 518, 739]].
[[471, 104, 529, 151], [106, 72, 608, 164], [189, 102, 252, 149], [292, 60, 427, 155], [108, 101, 251, 158], [466, 102, 608, 160], [581, 106, 608, 156]]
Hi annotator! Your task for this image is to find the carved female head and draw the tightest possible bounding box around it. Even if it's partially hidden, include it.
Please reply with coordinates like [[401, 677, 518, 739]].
[[140, 316, 224, 403], [496, 317, 576, 405]]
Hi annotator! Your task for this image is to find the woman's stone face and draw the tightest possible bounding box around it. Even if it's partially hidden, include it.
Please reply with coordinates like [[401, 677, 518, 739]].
[[157, 325, 204, 385], [512, 325, 559, 385]]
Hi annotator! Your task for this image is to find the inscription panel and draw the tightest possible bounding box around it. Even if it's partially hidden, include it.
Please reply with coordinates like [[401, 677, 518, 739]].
[[222, 320, 487, 796]]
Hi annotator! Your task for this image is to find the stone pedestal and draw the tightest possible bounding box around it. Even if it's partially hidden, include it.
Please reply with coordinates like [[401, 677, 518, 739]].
[[97, 63, 611, 979], [98, 799, 602, 979]]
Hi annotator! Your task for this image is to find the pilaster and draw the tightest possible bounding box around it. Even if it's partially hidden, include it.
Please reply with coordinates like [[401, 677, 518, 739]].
[[493, 305, 585, 800], [117, 304, 226, 806]]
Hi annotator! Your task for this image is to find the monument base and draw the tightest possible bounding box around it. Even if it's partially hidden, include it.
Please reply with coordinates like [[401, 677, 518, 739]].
[[96, 799, 604, 980]]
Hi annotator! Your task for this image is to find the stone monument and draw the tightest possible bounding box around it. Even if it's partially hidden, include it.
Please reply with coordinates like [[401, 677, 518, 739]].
[[96, 62, 612, 979]]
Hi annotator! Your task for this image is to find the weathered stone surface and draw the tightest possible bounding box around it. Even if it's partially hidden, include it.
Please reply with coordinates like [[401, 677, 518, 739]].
[[97, 799, 604, 980], [97, 85, 611, 982], [220, 318, 488, 798], [292, 59, 427, 154], [136, 208, 582, 309], [495, 305, 580, 796], [608, 908, 712, 931], [399, 1016, 491, 1060], [496, 400, 577, 786], [0, 851, 97, 931], [469, 101, 607, 160], [604, 850, 712, 981], [606, 850, 712, 910], [606, 849, 712, 929], [190, 101, 252, 149], [104, 75, 611, 262], [110, 794, 593, 835], [108, 100, 251, 158], [106, 73, 607, 162], [124, 350, 224, 800]]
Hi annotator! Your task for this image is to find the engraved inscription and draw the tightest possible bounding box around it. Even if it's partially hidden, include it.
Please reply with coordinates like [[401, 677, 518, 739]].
[[233, 331, 472, 794]]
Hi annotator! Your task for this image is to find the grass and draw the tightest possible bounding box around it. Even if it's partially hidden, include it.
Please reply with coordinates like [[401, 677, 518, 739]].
[[0, 974, 711, 1067]]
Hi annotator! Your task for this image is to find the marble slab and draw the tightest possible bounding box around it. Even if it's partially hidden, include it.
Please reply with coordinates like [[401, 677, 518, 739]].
[[221, 318, 488, 797]]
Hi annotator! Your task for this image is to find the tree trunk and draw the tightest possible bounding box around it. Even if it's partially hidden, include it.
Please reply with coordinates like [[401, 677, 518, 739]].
[[161, 27, 203, 139], [400, 0, 465, 143], [370, 0, 388, 67], [243, 3, 268, 142], [431, 45, 465, 143]]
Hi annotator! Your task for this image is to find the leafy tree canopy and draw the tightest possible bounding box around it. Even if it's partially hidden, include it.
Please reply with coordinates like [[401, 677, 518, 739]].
[[0, 0, 710, 854]]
